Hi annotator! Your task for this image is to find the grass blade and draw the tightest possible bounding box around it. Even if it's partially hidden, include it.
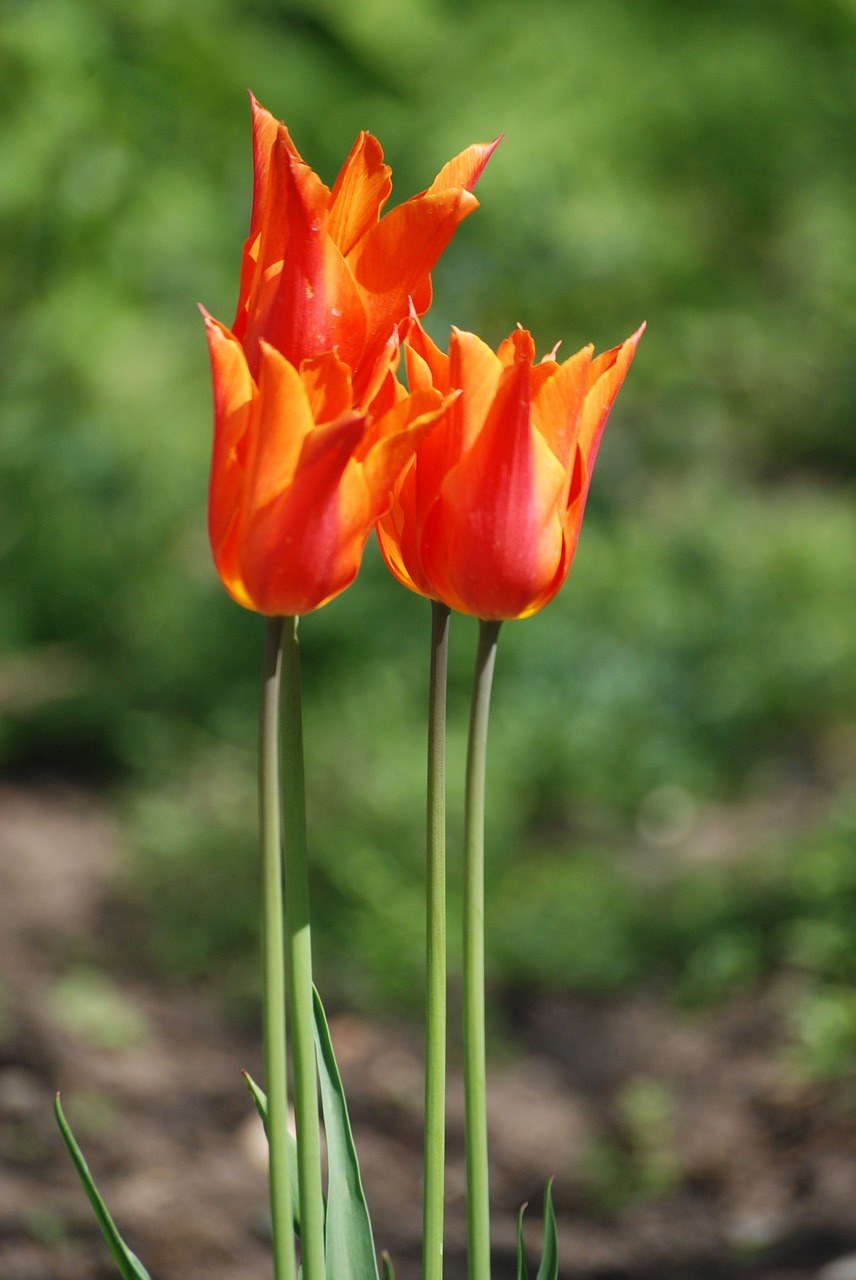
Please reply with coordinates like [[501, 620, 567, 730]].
[[535, 1179, 558, 1280], [54, 1094, 152, 1280], [243, 1071, 302, 1234], [516, 1201, 529, 1280], [313, 986, 379, 1280]]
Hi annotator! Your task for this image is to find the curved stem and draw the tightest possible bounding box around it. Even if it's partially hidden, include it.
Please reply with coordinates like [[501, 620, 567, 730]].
[[424, 601, 451, 1280], [259, 617, 297, 1280], [463, 619, 501, 1280], [281, 616, 326, 1280]]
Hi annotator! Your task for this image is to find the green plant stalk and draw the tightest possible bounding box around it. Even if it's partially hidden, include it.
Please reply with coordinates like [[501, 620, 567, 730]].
[[424, 601, 451, 1280], [281, 615, 326, 1280], [463, 619, 501, 1280], [259, 617, 297, 1280]]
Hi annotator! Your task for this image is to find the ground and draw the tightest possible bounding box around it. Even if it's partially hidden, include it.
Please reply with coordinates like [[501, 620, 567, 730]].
[[3, 785, 856, 1280]]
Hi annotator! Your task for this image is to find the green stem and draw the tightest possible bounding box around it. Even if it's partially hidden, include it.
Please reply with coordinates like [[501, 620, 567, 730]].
[[281, 616, 326, 1280], [424, 601, 451, 1280], [463, 619, 501, 1280], [259, 617, 297, 1280]]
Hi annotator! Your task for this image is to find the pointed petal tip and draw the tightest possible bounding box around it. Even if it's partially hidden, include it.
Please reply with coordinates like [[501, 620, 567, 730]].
[[199, 308, 231, 344], [356, 127, 384, 155], [199, 309, 236, 348], [429, 134, 501, 196], [248, 90, 270, 121], [465, 134, 503, 189], [257, 337, 300, 374]]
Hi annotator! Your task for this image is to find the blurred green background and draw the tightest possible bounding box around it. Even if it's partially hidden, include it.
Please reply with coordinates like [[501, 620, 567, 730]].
[[2, 0, 855, 1071]]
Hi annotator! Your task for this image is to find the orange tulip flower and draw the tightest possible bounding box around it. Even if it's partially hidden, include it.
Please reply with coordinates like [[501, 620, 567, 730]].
[[203, 100, 499, 616], [204, 313, 451, 616], [232, 97, 499, 401], [377, 318, 644, 621]]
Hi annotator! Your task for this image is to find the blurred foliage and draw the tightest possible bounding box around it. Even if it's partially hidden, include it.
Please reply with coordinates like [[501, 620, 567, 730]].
[[2, 0, 855, 1045], [47, 967, 150, 1050], [582, 1076, 680, 1215]]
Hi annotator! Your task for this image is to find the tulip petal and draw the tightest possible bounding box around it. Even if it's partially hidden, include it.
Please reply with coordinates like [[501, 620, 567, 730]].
[[234, 98, 301, 342], [560, 327, 644, 571], [357, 385, 444, 461], [578, 323, 644, 469], [329, 132, 393, 257], [348, 187, 479, 347], [531, 347, 592, 470], [514, 445, 590, 618], [422, 357, 567, 619], [203, 311, 255, 573], [497, 328, 535, 368], [248, 96, 302, 240], [376, 458, 435, 599], [248, 341, 316, 512], [241, 414, 369, 616], [450, 327, 504, 453], [360, 388, 450, 522], [410, 326, 500, 538], [233, 134, 296, 366], [300, 351, 354, 424], [403, 314, 450, 395], [428, 137, 502, 195], [354, 328, 402, 415], [242, 139, 367, 373]]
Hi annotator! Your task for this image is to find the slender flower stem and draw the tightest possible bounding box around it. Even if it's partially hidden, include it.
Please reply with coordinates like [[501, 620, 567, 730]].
[[259, 617, 297, 1280], [463, 619, 502, 1280], [424, 601, 451, 1280], [280, 615, 326, 1280]]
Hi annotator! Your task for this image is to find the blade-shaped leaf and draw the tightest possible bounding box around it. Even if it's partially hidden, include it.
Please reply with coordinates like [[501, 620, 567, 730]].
[[242, 1071, 302, 1234], [535, 1179, 558, 1280], [313, 986, 380, 1280], [54, 1094, 152, 1280], [516, 1201, 529, 1280], [380, 1250, 395, 1280]]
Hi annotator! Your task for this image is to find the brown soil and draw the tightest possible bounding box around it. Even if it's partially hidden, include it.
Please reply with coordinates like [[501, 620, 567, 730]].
[[2, 785, 856, 1280]]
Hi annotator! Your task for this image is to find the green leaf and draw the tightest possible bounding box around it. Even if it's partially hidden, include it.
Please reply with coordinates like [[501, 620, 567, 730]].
[[242, 1071, 302, 1234], [313, 986, 380, 1280], [380, 1250, 395, 1280], [54, 1094, 152, 1280], [516, 1201, 529, 1280], [535, 1179, 558, 1280]]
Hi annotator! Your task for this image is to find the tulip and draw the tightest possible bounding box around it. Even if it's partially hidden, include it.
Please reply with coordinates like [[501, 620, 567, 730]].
[[377, 318, 644, 621], [204, 312, 450, 616], [232, 97, 499, 401]]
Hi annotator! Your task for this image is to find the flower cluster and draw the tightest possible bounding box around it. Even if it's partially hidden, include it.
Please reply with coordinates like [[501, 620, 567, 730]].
[[203, 99, 641, 620], [57, 97, 648, 1280]]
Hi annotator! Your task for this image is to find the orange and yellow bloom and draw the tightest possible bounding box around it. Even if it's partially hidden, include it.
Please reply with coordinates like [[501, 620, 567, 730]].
[[204, 100, 498, 616], [377, 318, 644, 620], [232, 97, 499, 400], [204, 316, 453, 616]]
